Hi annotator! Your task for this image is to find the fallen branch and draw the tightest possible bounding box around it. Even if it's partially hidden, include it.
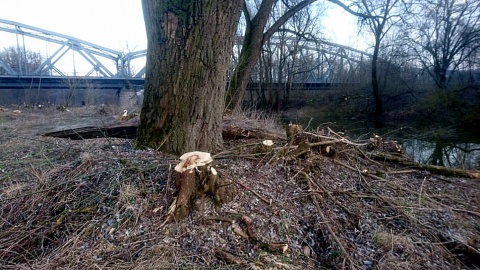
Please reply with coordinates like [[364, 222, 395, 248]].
[[43, 124, 138, 139], [333, 159, 386, 182], [213, 141, 269, 159], [214, 248, 247, 265], [354, 145, 388, 169], [387, 169, 418, 174], [241, 215, 288, 254], [241, 215, 258, 241], [222, 126, 284, 140], [304, 129, 367, 146], [43, 121, 284, 141], [232, 222, 250, 239], [336, 158, 480, 219], [260, 242, 289, 254], [309, 139, 343, 147], [369, 152, 480, 179], [204, 216, 235, 223]]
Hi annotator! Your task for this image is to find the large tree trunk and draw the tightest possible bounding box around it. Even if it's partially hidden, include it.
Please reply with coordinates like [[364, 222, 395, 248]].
[[136, 0, 242, 154]]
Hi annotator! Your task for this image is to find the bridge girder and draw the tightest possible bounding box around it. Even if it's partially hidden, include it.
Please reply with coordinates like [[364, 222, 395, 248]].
[[234, 35, 372, 83], [0, 18, 145, 78]]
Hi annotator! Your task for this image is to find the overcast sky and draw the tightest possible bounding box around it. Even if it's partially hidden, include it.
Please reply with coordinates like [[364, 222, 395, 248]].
[[0, 0, 363, 75]]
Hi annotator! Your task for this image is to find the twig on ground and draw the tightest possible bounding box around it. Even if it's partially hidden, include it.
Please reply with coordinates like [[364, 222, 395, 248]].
[[235, 181, 271, 205], [214, 248, 247, 265], [418, 176, 427, 205]]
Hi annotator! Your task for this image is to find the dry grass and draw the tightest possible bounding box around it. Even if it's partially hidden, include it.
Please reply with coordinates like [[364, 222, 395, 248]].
[[0, 105, 479, 269], [224, 107, 285, 137]]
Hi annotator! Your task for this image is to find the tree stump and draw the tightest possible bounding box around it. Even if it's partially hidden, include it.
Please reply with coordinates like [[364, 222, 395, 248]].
[[259, 140, 274, 153], [171, 151, 236, 221], [286, 124, 302, 142]]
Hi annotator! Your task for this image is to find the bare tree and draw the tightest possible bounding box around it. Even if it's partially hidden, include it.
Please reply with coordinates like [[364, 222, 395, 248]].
[[404, 0, 480, 90], [355, 0, 403, 128], [136, 0, 242, 154], [0, 46, 43, 75], [225, 0, 382, 112], [225, 0, 317, 111], [249, 1, 321, 110]]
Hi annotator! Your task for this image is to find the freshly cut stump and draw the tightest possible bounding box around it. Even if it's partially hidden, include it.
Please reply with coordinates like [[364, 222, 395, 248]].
[[286, 124, 302, 141], [171, 151, 236, 221]]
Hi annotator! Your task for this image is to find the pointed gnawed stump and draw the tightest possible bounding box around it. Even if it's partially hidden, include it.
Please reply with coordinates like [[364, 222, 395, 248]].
[[167, 151, 237, 222]]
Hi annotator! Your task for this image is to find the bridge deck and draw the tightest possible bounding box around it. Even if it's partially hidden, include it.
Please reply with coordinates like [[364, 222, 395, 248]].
[[0, 76, 145, 90]]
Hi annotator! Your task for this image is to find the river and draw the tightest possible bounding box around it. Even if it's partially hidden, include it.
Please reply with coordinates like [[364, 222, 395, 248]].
[[281, 112, 480, 170], [400, 139, 480, 170]]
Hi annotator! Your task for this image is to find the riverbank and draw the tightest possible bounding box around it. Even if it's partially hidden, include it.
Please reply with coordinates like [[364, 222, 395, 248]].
[[280, 103, 480, 170], [1, 106, 479, 269]]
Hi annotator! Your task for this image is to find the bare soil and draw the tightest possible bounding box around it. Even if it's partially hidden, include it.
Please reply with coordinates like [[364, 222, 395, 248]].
[[1, 106, 479, 269]]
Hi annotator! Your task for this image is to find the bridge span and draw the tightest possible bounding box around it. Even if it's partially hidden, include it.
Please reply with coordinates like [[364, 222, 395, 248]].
[[1, 18, 372, 87], [0, 18, 146, 78]]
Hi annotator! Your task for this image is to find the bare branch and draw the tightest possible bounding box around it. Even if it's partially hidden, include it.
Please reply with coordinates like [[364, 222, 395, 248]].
[[263, 0, 316, 42], [326, 0, 376, 19]]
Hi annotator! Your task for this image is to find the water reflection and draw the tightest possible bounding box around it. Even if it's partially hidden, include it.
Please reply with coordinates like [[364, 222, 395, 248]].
[[279, 113, 480, 170], [401, 139, 480, 170]]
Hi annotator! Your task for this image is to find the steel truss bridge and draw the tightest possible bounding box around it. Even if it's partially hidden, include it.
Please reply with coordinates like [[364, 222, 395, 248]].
[[0, 18, 371, 90]]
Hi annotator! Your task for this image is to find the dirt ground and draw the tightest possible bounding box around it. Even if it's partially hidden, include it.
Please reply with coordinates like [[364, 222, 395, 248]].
[[0, 105, 479, 269]]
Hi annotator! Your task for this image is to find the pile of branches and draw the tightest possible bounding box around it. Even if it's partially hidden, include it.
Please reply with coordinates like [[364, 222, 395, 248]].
[[212, 124, 480, 269]]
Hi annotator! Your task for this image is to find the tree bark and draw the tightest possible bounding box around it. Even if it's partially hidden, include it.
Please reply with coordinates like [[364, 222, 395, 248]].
[[136, 0, 242, 154], [372, 34, 383, 128]]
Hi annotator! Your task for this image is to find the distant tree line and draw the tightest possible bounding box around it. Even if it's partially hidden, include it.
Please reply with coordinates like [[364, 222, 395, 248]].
[[0, 46, 44, 76], [230, 0, 479, 125]]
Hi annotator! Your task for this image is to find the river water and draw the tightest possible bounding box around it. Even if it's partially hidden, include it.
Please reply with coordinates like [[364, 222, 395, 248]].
[[400, 139, 480, 170], [281, 113, 480, 170]]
